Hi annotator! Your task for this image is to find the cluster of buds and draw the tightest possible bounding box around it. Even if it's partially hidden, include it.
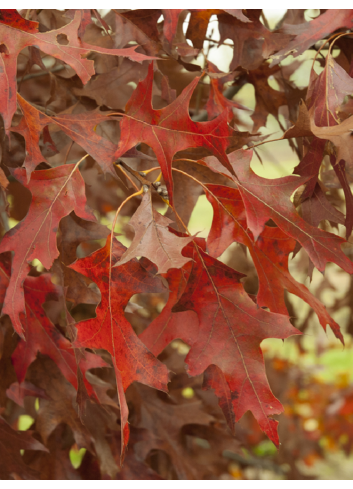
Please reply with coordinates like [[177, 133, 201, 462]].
[[152, 180, 169, 199]]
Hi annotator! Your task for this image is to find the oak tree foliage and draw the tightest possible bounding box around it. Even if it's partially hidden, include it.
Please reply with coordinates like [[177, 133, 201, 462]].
[[1, 8, 353, 479]]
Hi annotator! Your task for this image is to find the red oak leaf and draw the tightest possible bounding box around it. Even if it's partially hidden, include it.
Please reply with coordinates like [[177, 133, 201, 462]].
[[69, 236, 169, 461], [139, 265, 198, 356], [161, 9, 184, 44], [172, 244, 300, 446], [0, 163, 95, 337], [285, 83, 353, 237], [11, 94, 119, 179], [203, 149, 353, 274], [206, 61, 248, 120], [247, 64, 288, 132], [116, 191, 193, 273], [307, 54, 353, 128], [12, 274, 106, 395], [113, 63, 238, 205], [0, 256, 105, 395], [307, 55, 353, 236], [217, 10, 292, 71], [0, 9, 156, 132], [270, 10, 353, 66], [288, 97, 353, 237], [308, 116, 353, 237], [223, 9, 251, 23], [205, 184, 344, 342], [139, 235, 207, 355]]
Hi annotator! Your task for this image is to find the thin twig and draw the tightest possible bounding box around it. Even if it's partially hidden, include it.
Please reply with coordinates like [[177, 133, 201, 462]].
[[222, 450, 287, 475], [248, 136, 285, 149], [115, 163, 140, 192], [205, 36, 233, 48], [64, 141, 74, 165], [110, 188, 143, 241], [260, 11, 271, 30], [17, 65, 66, 83]]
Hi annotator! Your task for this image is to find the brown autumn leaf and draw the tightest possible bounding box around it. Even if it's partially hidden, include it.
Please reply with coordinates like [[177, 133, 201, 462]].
[[217, 10, 292, 71], [0, 417, 48, 480], [247, 64, 288, 131], [131, 384, 214, 480], [73, 58, 148, 111], [116, 191, 193, 273], [21, 423, 81, 480], [26, 356, 92, 448], [310, 112, 353, 171], [270, 9, 353, 66], [6, 381, 50, 408]]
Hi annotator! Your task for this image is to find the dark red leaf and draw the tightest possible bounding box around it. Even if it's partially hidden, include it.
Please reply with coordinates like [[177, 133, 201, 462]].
[[113, 63, 238, 205], [0, 163, 94, 337], [0, 9, 158, 132], [69, 236, 169, 460], [172, 244, 300, 446]]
